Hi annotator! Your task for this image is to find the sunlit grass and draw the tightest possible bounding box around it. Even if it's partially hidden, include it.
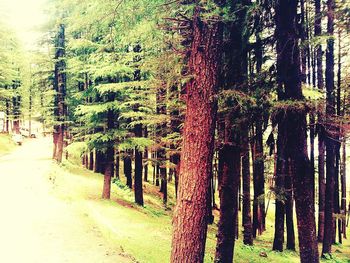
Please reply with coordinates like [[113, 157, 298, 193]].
[[48, 157, 350, 263], [0, 133, 16, 156]]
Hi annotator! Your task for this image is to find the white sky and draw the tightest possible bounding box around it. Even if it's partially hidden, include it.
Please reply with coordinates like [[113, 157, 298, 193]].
[[0, 0, 47, 50]]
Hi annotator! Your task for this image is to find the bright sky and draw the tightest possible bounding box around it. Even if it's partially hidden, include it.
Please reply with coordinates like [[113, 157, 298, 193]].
[[0, 0, 47, 50]]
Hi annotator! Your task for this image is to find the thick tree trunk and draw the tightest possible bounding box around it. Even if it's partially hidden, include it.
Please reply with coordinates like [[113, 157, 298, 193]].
[[95, 150, 105, 174], [275, 1, 319, 261], [170, 4, 223, 262], [89, 151, 94, 171], [102, 147, 114, 199], [215, 137, 240, 262]]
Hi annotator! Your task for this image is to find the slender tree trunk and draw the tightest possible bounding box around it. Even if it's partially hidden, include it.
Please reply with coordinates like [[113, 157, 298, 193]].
[[341, 138, 346, 238], [53, 24, 66, 163], [170, 3, 224, 261], [252, 9, 266, 236], [315, 0, 326, 242], [134, 123, 144, 206], [124, 153, 132, 189], [272, 131, 286, 252], [84, 154, 88, 169], [285, 160, 295, 251], [300, 0, 307, 84], [115, 152, 119, 178], [143, 127, 148, 182], [102, 94, 115, 199], [315, 0, 325, 242], [252, 115, 266, 238], [322, 0, 336, 256], [242, 126, 253, 245]]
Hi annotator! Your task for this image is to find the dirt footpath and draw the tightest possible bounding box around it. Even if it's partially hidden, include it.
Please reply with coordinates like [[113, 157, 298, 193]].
[[0, 137, 130, 263]]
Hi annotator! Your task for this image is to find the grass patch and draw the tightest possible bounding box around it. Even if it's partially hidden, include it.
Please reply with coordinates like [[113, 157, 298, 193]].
[[0, 133, 16, 156], [48, 159, 350, 263]]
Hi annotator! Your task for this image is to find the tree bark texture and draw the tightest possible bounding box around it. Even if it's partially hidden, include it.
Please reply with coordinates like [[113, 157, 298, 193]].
[[275, 1, 319, 261], [170, 4, 224, 262], [322, 0, 336, 256]]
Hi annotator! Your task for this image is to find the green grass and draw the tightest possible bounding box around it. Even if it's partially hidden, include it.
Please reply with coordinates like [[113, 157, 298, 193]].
[[48, 158, 350, 263], [0, 133, 16, 156]]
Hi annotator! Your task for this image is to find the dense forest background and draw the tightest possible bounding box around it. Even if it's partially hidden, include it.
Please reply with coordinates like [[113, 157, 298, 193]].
[[1, 0, 350, 262]]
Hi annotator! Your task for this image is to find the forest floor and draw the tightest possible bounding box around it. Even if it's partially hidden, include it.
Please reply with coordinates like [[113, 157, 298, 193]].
[[0, 133, 15, 156], [0, 136, 131, 263], [0, 136, 349, 263]]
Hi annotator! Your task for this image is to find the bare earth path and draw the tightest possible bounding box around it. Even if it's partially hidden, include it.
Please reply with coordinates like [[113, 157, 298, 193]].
[[0, 137, 130, 263]]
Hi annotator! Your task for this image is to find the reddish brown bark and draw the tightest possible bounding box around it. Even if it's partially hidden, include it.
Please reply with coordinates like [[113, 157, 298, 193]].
[[170, 4, 224, 262]]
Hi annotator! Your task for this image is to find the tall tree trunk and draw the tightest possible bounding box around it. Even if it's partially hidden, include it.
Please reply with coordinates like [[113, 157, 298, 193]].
[[252, 119, 265, 237], [53, 24, 66, 163], [242, 126, 253, 245], [89, 151, 94, 171], [134, 123, 144, 206], [272, 131, 286, 252], [315, 0, 325, 242], [275, 1, 319, 261], [170, 3, 224, 261], [124, 153, 132, 189], [341, 138, 346, 238], [144, 127, 148, 182], [300, 0, 307, 84], [102, 94, 115, 200], [115, 152, 119, 178], [285, 160, 295, 250], [252, 8, 266, 236], [322, 0, 336, 256], [215, 126, 240, 262], [156, 81, 167, 205]]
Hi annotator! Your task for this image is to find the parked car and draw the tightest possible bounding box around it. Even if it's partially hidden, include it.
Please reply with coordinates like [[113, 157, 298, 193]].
[[12, 134, 23, 145], [20, 127, 37, 138]]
